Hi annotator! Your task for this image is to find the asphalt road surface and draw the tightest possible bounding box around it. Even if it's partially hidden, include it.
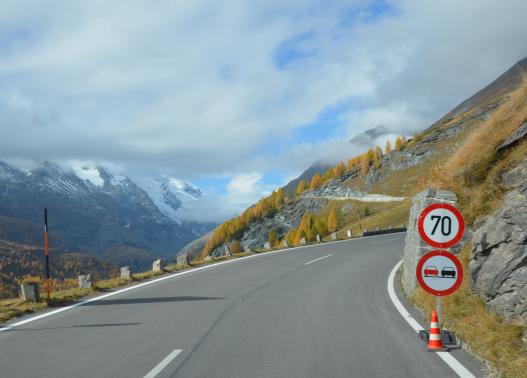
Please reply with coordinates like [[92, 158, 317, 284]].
[[0, 233, 482, 377]]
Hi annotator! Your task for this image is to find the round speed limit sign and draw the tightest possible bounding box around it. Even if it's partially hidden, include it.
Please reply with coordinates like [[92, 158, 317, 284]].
[[418, 203, 464, 248]]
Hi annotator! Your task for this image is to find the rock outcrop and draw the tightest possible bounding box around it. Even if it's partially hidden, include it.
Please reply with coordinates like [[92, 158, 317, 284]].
[[470, 161, 527, 322]]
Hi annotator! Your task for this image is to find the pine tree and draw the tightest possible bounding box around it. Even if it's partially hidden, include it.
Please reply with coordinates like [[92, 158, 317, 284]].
[[310, 173, 322, 189], [327, 209, 338, 233], [296, 180, 306, 196], [385, 140, 392, 154]]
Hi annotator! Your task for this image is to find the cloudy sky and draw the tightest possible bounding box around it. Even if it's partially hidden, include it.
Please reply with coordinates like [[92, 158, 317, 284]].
[[1, 0, 526, 220]]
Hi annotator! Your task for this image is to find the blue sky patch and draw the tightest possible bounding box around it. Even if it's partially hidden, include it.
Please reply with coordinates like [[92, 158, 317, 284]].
[[340, 0, 398, 28], [273, 31, 318, 70]]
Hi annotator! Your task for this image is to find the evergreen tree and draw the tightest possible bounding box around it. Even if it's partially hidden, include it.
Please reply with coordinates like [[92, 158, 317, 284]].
[[385, 140, 392, 154]]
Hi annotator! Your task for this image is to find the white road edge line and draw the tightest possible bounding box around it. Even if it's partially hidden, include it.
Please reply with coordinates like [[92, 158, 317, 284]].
[[304, 254, 333, 265], [0, 232, 405, 333], [143, 349, 183, 378], [387, 261, 476, 378]]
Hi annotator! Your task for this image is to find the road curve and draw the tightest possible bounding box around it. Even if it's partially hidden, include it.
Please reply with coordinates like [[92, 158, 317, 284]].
[[0, 233, 482, 377]]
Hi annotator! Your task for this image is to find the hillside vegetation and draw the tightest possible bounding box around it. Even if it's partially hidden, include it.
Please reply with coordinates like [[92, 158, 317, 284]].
[[0, 240, 118, 299]]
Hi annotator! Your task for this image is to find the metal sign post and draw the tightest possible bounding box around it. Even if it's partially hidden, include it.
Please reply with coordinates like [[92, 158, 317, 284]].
[[437, 297, 441, 327]]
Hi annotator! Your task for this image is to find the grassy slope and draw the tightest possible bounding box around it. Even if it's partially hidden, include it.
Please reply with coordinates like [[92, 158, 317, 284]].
[[411, 79, 527, 377]]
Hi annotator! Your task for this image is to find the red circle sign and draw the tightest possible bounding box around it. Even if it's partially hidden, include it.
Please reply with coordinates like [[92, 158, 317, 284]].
[[416, 250, 463, 296], [418, 203, 465, 248]]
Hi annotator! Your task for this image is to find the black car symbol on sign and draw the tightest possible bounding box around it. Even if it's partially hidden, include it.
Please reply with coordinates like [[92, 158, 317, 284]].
[[441, 266, 456, 278]]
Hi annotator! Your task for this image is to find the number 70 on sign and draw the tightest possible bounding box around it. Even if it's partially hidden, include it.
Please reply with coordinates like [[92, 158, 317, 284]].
[[418, 203, 465, 249]]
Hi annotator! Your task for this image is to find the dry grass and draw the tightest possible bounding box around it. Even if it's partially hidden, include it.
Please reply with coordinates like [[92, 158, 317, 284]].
[[0, 262, 193, 323], [319, 199, 411, 240], [411, 245, 527, 378], [426, 78, 527, 224]]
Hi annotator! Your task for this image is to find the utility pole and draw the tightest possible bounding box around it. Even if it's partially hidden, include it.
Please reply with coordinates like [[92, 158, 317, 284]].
[[44, 208, 51, 301]]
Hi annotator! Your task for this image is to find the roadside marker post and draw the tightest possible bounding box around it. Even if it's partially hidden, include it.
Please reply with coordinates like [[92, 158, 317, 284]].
[[416, 202, 465, 351], [44, 208, 51, 301]]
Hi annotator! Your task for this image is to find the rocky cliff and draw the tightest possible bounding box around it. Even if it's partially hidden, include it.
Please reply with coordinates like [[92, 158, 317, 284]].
[[470, 158, 527, 322]]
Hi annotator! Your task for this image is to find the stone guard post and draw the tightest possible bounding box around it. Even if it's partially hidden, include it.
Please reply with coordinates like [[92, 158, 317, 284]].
[[401, 188, 458, 295], [21, 283, 40, 302]]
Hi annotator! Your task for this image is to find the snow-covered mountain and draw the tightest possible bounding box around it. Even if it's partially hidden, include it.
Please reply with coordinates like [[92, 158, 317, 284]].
[[0, 160, 214, 261], [132, 176, 203, 223]]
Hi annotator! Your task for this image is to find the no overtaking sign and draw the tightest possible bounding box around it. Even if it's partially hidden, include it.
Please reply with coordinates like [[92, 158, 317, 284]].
[[416, 250, 463, 296]]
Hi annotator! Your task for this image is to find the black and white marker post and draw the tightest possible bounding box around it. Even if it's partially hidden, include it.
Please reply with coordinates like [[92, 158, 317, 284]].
[[44, 208, 51, 301]]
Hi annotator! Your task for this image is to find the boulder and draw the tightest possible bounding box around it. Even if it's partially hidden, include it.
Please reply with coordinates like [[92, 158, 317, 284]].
[[501, 158, 527, 189], [347, 230, 352, 238], [299, 237, 306, 245], [401, 188, 458, 295], [470, 176, 527, 321], [224, 245, 231, 257], [316, 235, 321, 242], [263, 242, 271, 250], [281, 240, 289, 248], [497, 122, 527, 153], [331, 232, 338, 241]]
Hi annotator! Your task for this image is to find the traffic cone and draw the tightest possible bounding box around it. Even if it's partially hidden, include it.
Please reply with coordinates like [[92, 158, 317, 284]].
[[427, 310, 443, 350]]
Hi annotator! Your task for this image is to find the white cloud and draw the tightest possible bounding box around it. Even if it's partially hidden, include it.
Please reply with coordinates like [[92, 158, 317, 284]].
[[0, 0, 526, 221], [226, 172, 267, 209]]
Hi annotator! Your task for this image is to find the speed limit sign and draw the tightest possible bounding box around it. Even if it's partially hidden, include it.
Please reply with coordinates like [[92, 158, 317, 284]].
[[418, 203, 464, 248]]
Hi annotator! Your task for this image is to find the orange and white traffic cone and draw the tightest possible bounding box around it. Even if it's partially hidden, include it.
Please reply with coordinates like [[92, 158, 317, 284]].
[[427, 310, 443, 350]]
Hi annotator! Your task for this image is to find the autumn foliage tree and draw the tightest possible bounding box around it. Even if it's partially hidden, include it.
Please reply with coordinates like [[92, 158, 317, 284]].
[[310, 173, 322, 189], [296, 180, 307, 196], [268, 229, 277, 246], [385, 140, 391, 154], [327, 209, 338, 233], [202, 188, 286, 258], [395, 136, 404, 151], [360, 153, 370, 175], [332, 161, 346, 178]]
